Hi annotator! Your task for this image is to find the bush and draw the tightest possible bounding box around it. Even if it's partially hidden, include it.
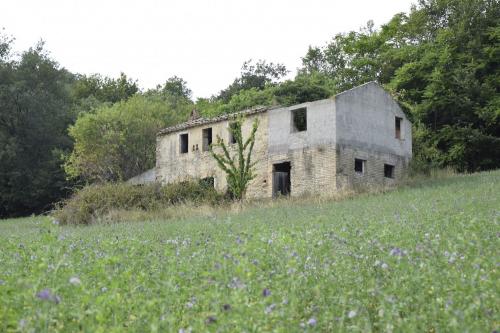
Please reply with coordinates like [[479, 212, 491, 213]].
[[53, 181, 224, 225]]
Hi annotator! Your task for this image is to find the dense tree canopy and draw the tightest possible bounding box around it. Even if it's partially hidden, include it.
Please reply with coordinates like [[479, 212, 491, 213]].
[[0, 42, 75, 216]]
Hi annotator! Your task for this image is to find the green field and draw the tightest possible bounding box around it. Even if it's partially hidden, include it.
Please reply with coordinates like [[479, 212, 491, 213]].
[[1, 171, 499, 332]]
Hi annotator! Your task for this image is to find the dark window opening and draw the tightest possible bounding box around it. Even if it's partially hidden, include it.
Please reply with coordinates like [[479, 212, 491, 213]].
[[395, 117, 402, 139], [202, 127, 212, 151], [229, 122, 240, 144], [199, 177, 215, 188], [354, 158, 365, 173], [291, 107, 307, 132], [384, 164, 395, 178], [273, 162, 291, 197], [180, 133, 188, 154]]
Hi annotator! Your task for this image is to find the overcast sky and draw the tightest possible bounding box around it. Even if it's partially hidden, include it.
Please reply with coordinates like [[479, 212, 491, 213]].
[[1, 0, 415, 99]]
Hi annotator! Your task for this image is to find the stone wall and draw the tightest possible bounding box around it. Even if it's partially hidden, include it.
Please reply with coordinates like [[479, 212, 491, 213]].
[[267, 145, 337, 197], [156, 112, 269, 197], [335, 144, 410, 191]]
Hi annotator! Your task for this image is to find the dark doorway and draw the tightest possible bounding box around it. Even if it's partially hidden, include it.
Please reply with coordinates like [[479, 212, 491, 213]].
[[273, 162, 291, 197]]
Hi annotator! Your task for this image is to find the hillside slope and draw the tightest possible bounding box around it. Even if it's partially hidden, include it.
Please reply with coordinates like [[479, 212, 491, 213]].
[[0, 171, 499, 332]]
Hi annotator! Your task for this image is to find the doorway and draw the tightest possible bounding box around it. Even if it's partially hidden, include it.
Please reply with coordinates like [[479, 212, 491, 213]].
[[273, 162, 291, 197]]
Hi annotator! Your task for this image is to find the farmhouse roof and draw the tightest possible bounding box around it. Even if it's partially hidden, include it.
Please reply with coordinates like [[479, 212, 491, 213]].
[[157, 106, 272, 136]]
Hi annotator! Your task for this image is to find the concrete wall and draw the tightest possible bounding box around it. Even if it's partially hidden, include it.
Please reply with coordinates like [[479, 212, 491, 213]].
[[267, 99, 337, 197], [268, 99, 336, 154], [335, 82, 412, 158]]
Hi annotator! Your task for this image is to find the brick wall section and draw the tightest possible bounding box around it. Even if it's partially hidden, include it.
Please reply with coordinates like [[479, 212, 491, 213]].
[[267, 145, 337, 198], [335, 145, 410, 191]]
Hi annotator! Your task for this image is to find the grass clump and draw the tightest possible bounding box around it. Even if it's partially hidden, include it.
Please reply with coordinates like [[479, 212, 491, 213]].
[[53, 181, 224, 225]]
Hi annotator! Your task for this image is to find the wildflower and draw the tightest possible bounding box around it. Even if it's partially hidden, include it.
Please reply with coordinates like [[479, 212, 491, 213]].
[[69, 276, 81, 285], [389, 247, 407, 257], [262, 288, 271, 297], [36, 289, 61, 304], [101, 287, 108, 292], [228, 277, 246, 289], [307, 317, 317, 326], [264, 303, 276, 314], [52, 219, 60, 225], [347, 310, 357, 319], [0, 279, 5, 285], [205, 316, 217, 324], [18, 319, 27, 330]]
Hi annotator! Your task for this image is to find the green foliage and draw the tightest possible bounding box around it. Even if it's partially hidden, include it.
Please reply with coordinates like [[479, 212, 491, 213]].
[[216, 59, 288, 102], [274, 72, 335, 106], [153, 76, 192, 100], [72, 72, 138, 106], [0, 41, 75, 217], [53, 180, 223, 225], [1, 170, 498, 331], [65, 94, 192, 183], [300, 0, 500, 172], [210, 117, 259, 200]]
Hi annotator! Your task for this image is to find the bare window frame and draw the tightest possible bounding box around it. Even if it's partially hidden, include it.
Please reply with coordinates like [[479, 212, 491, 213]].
[[395, 116, 403, 139], [354, 158, 366, 174], [179, 133, 189, 154], [291, 107, 307, 132], [202, 127, 212, 152]]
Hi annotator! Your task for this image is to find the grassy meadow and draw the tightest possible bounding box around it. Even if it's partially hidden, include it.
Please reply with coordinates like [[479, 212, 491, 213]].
[[0, 170, 499, 332]]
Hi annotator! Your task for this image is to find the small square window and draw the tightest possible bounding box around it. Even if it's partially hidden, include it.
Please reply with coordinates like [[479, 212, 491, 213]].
[[354, 158, 365, 173], [384, 164, 395, 178], [202, 127, 212, 151], [291, 107, 307, 132], [395, 117, 402, 139], [179, 133, 188, 154]]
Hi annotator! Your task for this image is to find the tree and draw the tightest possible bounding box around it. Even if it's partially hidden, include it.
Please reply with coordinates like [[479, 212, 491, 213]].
[[210, 116, 259, 200], [65, 94, 191, 183], [0, 41, 76, 217], [216, 59, 288, 102], [299, 0, 500, 172], [72, 72, 139, 107]]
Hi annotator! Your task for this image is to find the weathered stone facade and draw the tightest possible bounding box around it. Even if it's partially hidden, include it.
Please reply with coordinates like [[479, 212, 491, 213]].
[[155, 82, 412, 198]]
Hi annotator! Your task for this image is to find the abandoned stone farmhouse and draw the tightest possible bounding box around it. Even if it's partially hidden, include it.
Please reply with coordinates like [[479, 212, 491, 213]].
[[152, 82, 412, 198]]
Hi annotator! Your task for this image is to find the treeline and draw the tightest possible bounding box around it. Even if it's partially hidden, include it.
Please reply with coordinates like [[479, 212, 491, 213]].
[[1, 0, 499, 217]]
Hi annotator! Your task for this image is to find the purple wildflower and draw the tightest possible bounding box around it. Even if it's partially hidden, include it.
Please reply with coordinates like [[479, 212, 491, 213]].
[[36, 289, 61, 304], [390, 247, 407, 257], [262, 288, 271, 297], [205, 316, 217, 324], [307, 317, 317, 326]]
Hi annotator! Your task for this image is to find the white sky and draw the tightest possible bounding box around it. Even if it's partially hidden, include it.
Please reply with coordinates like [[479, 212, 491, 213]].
[[1, 0, 415, 99]]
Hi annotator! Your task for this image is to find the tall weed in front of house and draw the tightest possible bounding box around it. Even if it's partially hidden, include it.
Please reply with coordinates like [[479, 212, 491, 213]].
[[53, 181, 224, 225]]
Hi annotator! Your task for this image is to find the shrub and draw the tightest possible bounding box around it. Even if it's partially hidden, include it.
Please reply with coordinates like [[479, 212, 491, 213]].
[[53, 181, 224, 225]]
